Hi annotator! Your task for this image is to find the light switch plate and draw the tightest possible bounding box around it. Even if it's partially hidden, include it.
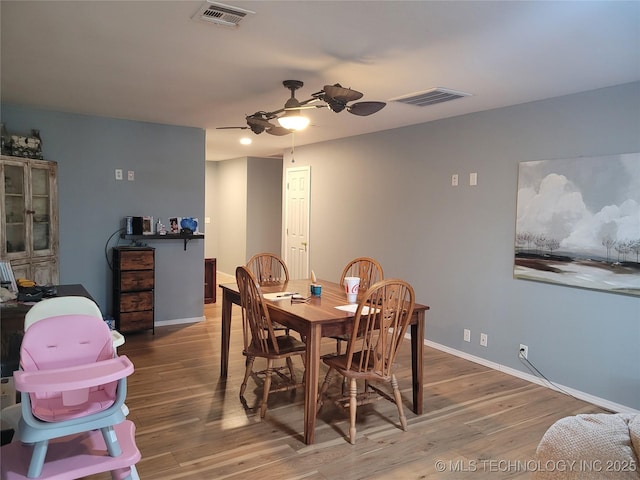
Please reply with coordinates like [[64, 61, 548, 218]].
[[470, 172, 478, 186], [127, 171, 135, 181]]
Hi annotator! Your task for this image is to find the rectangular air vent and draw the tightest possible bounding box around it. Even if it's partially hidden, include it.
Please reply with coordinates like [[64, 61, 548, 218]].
[[192, 1, 255, 27], [390, 88, 472, 107]]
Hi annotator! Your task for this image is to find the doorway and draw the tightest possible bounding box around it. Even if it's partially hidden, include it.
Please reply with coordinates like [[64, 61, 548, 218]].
[[284, 166, 310, 280]]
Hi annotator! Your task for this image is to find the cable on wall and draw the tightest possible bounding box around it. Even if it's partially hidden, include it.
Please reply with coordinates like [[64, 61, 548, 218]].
[[517, 349, 614, 413], [104, 227, 125, 271]]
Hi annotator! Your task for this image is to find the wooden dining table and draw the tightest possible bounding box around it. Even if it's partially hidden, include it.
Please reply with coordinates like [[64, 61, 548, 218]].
[[219, 278, 429, 445]]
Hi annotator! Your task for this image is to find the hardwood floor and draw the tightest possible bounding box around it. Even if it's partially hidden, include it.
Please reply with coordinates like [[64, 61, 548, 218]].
[[88, 288, 607, 479]]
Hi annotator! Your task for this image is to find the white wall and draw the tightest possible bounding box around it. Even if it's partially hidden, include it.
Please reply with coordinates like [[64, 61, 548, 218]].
[[281, 82, 640, 411]]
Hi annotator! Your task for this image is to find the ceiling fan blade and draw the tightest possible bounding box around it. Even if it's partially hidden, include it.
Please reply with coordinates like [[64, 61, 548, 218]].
[[347, 101, 386, 116], [216, 126, 248, 130], [323, 84, 363, 103], [246, 116, 273, 128], [266, 126, 292, 136]]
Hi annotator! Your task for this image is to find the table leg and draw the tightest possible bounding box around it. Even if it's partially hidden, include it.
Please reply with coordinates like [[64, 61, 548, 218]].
[[410, 310, 425, 414], [303, 323, 321, 445], [220, 289, 233, 378]]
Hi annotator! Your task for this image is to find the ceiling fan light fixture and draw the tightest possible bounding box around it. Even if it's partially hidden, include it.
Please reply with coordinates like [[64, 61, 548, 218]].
[[277, 111, 310, 131]]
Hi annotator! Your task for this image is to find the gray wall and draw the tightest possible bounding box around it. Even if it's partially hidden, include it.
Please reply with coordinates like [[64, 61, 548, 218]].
[[216, 158, 247, 274], [214, 156, 283, 274], [204, 160, 219, 259], [280, 82, 640, 411], [246, 157, 283, 258], [1, 104, 206, 324]]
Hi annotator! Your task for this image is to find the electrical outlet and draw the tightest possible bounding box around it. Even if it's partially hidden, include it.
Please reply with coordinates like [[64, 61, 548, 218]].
[[451, 174, 459, 186], [463, 329, 471, 342], [480, 333, 488, 347], [519, 344, 528, 359], [115, 169, 123, 180]]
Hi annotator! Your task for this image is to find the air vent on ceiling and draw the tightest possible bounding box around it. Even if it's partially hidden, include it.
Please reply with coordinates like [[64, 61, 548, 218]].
[[192, 1, 255, 28], [390, 88, 472, 107]]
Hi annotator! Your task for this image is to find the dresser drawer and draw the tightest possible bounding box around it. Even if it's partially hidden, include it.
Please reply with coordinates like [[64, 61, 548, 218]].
[[112, 246, 155, 334], [118, 249, 154, 270], [119, 270, 154, 291], [118, 311, 154, 332], [118, 291, 154, 312]]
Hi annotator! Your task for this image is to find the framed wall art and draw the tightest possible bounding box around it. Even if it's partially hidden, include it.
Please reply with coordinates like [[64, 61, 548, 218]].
[[514, 153, 640, 297]]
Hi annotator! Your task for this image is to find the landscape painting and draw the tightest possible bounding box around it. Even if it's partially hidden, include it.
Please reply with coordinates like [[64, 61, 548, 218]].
[[514, 153, 640, 297]]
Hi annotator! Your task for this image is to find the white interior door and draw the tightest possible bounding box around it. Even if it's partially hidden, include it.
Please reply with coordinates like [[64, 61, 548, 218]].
[[284, 166, 310, 280]]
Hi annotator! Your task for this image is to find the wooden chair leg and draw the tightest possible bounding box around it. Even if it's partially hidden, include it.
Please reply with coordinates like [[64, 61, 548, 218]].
[[349, 377, 357, 444], [391, 374, 407, 431], [341, 376, 349, 396], [299, 352, 305, 369], [317, 367, 334, 413], [240, 356, 255, 397], [260, 359, 274, 419], [286, 356, 296, 384]]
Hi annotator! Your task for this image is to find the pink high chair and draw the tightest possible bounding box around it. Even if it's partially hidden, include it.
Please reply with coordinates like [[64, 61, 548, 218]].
[[2, 296, 126, 438], [0, 314, 140, 479]]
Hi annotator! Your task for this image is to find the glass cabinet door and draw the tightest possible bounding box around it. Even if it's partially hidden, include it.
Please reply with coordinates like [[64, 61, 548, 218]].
[[31, 166, 51, 252], [4, 163, 27, 254], [1, 156, 58, 284]]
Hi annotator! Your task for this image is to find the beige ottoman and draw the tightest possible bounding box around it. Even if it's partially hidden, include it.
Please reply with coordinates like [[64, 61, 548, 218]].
[[533, 413, 640, 479]]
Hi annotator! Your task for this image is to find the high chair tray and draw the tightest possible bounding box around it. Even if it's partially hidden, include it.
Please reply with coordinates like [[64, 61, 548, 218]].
[[14, 356, 133, 393], [1, 420, 140, 480]]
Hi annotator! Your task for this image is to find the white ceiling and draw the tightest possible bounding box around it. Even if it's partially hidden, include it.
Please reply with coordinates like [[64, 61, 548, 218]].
[[1, 1, 639, 161]]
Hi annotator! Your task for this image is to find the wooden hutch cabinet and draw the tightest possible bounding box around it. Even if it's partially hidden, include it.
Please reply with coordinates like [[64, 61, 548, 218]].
[[0, 155, 59, 285], [204, 257, 216, 304], [112, 246, 155, 333]]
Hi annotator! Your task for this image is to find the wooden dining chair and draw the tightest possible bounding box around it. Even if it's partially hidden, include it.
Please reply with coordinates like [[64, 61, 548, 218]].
[[332, 257, 384, 354], [246, 252, 291, 334], [317, 278, 415, 444], [246, 252, 290, 285], [235, 266, 306, 419]]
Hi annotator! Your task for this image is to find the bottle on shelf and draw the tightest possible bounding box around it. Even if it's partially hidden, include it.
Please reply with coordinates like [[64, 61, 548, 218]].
[[156, 218, 166, 235]]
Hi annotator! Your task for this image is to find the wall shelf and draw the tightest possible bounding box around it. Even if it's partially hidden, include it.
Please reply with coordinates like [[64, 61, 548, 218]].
[[121, 233, 204, 251]]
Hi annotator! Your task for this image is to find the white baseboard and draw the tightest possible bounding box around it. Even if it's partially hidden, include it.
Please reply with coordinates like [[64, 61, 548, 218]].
[[417, 337, 639, 414], [155, 316, 205, 327]]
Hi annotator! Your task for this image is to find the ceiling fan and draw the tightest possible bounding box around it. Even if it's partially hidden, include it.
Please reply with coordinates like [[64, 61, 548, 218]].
[[216, 111, 291, 136], [296, 82, 387, 116], [217, 80, 386, 135]]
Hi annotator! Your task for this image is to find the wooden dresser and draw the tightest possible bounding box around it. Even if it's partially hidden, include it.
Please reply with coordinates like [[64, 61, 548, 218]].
[[204, 257, 216, 304], [112, 246, 154, 333]]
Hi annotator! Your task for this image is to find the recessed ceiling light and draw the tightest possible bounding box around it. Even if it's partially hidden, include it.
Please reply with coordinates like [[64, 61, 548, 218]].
[[240, 137, 252, 145]]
